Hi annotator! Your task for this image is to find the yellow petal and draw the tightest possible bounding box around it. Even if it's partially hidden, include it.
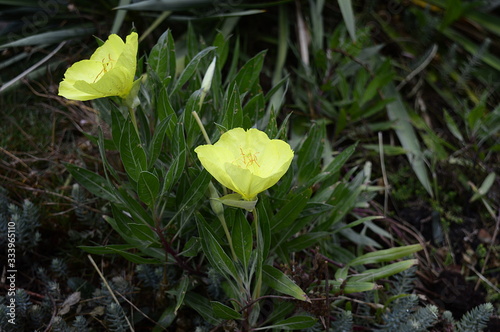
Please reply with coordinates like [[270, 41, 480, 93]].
[[58, 60, 109, 100], [195, 127, 294, 201], [195, 145, 239, 194], [74, 66, 133, 99], [58, 32, 138, 101], [116, 32, 138, 75], [90, 34, 125, 64]]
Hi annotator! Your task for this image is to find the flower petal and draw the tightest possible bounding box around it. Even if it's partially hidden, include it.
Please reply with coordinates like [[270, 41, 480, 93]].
[[71, 67, 132, 100], [90, 34, 126, 63], [195, 128, 294, 201], [259, 139, 294, 177], [58, 32, 138, 101], [195, 144, 239, 194]]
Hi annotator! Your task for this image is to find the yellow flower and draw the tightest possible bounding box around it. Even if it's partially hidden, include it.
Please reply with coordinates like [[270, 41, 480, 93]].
[[59, 32, 138, 101], [195, 128, 294, 201]]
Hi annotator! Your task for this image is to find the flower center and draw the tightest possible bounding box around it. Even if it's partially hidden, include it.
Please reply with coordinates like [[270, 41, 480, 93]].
[[233, 147, 261, 173], [93, 54, 116, 83]]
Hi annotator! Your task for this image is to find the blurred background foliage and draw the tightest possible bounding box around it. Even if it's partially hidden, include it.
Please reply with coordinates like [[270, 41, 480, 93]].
[[1, 0, 499, 330]]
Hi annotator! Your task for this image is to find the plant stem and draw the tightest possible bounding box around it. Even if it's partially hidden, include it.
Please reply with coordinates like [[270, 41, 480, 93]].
[[219, 212, 238, 261], [192, 111, 211, 144], [127, 105, 139, 135], [207, 182, 237, 261], [155, 227, 204, 276], [252, 208, 263, 300]]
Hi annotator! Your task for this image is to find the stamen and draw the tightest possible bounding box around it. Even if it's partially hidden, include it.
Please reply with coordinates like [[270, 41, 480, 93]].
[[239, 147, 260, 167], [93, 54, 116, 83]]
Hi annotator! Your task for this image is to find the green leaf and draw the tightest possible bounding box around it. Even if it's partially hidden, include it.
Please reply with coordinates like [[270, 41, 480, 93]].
[[148, 115, 172, 167], [470, 172, 496, 202], [348, 244, 423, 266], [444, 110, 464, 142], [259, 302, 295, 327], [211, 301, 242, 320], [234, 50, 266, 93], [65, 164, 118, 203], [232, 210, 253, 269], [467, 10, 500, 37], [171, 46, 216, 95], [257, 195, 272, 260], [335, 266, 349, 281], [148, 29, 176, 84], [338, 0, 356, 42], [213, 32, 230, 68], [0, 26, 95, 48], [440, 0, 463, 29], [441, 28, 500, 72], [153, 306, 176, 331], [157, 86, 177, 124], [304, 143, 357, 188], [137, 171, 160, 206], [339, 227, 381, 248], [184, 292, 221, 326], [337, 216, 383, 232], [359, 70, 392, 106], [216, 193, 258, 211], [196, 214, 238, 280], [363, 144, 407, 156], [285, 232, 331, 252], [318, 173, 364, 229], [262, 265, 309, 302], [175, 169, 211, 217], [254, 315, 317, 330], [173, 275, 190, 314], [186, 22, 199, 59], [117, 188, 155, 226], [384, 83, 433, 196], [79, 245, 161, 265], [467, 103, 486, 135], [108, 205, 157, 244], [110, 0, 130, 34], [297, 122, 326, 184], [222, 83, 244, 129], [271, 189, 312, 232], [96, 129, 120, 182], [119, 120, 147, 182], [163, 149, 186, 194], [326, 280, 378, 294], [350, 259, 419, 283], [179, 237, 201, 257], [111, 107, 126, 148], [182, 89, 203, 146]]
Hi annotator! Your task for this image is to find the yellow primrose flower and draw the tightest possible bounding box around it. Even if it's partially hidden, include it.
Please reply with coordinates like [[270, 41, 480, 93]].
[[59, 32, 138, 101], [195, 128, 294, 201]]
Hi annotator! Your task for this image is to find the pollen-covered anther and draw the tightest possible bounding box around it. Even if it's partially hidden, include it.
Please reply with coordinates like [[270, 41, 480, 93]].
[[93, 55, 116, 83], [239, 148, 260, 168]]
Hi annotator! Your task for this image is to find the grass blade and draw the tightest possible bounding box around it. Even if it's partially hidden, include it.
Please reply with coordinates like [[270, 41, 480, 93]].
[[384, 83, 433, 196], [337, 0, 356, 42]]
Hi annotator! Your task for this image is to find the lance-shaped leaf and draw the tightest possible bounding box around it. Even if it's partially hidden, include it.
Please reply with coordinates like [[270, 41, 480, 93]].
[[254, 315, 317, 330], [196, 215, 238, 280], [348, 244, 423, 266], [211, 301, 242, 320], [119, 119, 147, 182], [137, 171, 160, 206], [262, 265, 310, 302], [65, 163, 118, 203]]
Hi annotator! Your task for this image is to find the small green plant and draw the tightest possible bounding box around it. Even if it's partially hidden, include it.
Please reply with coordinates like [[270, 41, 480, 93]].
[[57, 26, 424, 330], [0, 188, 41, 252], [2, 1, 498, 331]]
